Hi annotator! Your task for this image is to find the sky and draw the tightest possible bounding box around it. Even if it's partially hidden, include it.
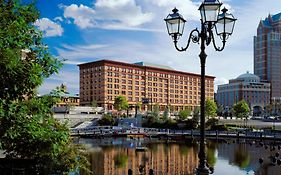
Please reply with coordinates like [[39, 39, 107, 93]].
[[34, 0, 281, 95]]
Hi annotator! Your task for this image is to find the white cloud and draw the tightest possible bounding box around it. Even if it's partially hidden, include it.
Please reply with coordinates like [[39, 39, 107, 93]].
[[39, 69, 79, 95], [60, 0, 155, 30], [63, 4, 96, 29], [54, 16, 63, 22], [94, 0, 154, 27], [34, 18, 63, 37]]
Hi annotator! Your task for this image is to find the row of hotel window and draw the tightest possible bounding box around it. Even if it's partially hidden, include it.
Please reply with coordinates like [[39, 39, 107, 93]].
[[82, 68, 212, 82], [84, 66, 194, 80], [81, 78, 213, 88], [82, 96, 200, 104], [82, 73, 211, 85], [106, 84, 210, 91]]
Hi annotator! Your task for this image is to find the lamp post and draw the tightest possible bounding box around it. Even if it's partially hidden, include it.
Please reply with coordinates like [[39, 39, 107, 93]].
[[164, 1, 236, 174]]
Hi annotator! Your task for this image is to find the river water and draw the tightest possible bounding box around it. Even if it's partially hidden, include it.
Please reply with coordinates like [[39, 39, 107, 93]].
[[77, 137, 281, 175]]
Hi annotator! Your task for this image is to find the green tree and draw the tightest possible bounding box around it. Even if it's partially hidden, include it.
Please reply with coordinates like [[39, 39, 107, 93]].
[[152, 103, 160, 118], [0, 1, 90, 174], [90, 99, 98, 108], [98, 114, 115, 126], [178, 109, 191, 120], [205, 99, 217, 119], [216, 104, 224, 117], [233, 100, 250, 120], [163, 106, 170, 121], [114, 96, 129, 114]]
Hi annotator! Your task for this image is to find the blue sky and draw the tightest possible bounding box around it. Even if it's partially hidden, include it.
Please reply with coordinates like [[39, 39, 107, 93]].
[[35, 0, 281, 95]]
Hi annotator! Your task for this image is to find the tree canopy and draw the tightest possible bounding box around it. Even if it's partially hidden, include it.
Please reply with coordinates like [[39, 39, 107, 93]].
[[0, 0, 90, 174], [114, 96, 129, 111], [178, 109, 191, 120], [233, 100, 250, 119], [205, 99, 217, 118]]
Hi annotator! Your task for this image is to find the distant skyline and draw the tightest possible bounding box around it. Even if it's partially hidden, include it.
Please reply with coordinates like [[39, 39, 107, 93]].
[[35, 0, 281, 94]]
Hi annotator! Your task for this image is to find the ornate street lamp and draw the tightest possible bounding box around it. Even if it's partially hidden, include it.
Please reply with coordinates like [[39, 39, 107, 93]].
[[164, 0, 236, 175]]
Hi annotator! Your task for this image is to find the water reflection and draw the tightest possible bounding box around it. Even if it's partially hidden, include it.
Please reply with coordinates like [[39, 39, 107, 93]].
[[79, 138, 281, 175]]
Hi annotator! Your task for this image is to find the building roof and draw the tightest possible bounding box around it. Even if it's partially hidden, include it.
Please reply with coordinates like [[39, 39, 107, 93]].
[[78, 59, 215, 79], [134, 61, 174, 70], [262, 12, 281, 27], [236, 71, 260, 82]]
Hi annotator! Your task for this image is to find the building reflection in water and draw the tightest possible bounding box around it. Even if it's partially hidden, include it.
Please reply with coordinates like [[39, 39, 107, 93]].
[[89, 143, 198, 175], [83, 138, 281, 175]]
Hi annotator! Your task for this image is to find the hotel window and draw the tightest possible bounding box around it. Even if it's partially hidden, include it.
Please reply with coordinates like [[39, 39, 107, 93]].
[[114, 90, 119, 94], [108, 90, 112, 94], [122, 91, 126, 95], [122, 85, 126, 89], [136, 81, 139, 85], [114, 84, 119, 88], [135, 86, 139, 90], [135, 92, 139, 96], [128, 86, 132, 90], [128, 80, 132, 84], [107, 84, 112, 88], [122, 74, 126, 78], [128, 97, 133, 101], [122, 79, 126, 83], [128, 74, 133, 79], [128, 91, 132, 95], [141, 81, 145, 85]]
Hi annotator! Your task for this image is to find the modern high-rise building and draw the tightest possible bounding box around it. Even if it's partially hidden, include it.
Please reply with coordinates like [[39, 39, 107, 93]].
[[78, 60, 215, 111], [254, 13, 281, 101]]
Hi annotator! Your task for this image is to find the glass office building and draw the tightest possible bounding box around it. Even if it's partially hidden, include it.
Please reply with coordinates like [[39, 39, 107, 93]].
[[254, 13, 281, 100]]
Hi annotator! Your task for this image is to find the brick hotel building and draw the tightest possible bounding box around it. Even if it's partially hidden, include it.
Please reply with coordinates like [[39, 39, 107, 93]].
[[78, 60, 214, 111]]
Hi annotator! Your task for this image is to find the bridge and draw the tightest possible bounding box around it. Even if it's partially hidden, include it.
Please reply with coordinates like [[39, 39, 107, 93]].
[[70, 127, 281, 141]]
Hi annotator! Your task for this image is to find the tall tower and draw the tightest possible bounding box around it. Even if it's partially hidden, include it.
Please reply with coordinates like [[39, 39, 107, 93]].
[[254, 13, 281, 100]]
